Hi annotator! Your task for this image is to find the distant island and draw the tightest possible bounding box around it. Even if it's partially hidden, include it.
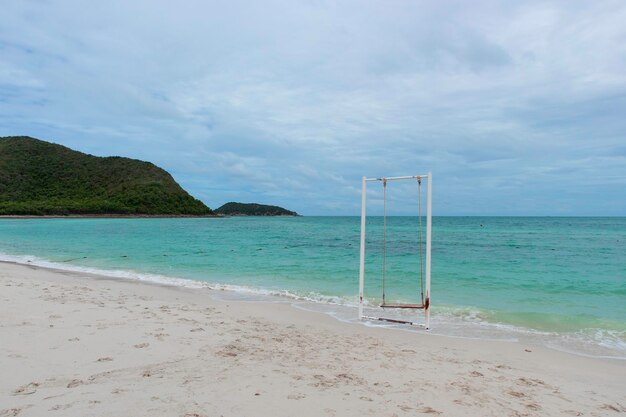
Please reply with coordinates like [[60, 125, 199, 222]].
[[215, 202, 299, 216], [0, 136, 213, 216]]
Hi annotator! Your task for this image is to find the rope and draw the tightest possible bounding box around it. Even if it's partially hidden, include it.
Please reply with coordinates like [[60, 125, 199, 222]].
[[382, 178, 387, 305], [418, 177, 424, 304]]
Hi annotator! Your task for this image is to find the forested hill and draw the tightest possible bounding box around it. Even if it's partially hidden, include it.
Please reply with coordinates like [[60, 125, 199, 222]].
[[215, 202, 299, 216], [0, 136, 213, 216]]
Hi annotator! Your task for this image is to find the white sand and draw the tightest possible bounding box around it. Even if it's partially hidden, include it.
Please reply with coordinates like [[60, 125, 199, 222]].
[[1, 262, 624, 417]]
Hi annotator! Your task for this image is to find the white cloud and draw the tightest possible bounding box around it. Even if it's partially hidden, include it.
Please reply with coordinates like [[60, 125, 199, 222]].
[[1, 0, 625, 214]]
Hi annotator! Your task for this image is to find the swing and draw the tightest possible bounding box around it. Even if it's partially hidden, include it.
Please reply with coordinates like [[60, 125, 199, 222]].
[[379, 177, 426, 310], [358, 173, 432, 329]]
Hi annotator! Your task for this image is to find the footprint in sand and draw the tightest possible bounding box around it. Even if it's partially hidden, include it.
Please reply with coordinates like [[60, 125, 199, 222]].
[[96, 357, 113, 362], [12, 382, 39, 396], [134, 342, 150, 348], [517, 377, 545, 387], [602, 404, 626, 412], [417, 406, 442, 415], [49, 403, 72, 411], [66, 379, 83, 388]]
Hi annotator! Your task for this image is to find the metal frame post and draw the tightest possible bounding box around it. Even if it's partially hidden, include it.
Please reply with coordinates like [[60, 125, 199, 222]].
[[425, 172, 432, 330], [358, 176, 367, 320]]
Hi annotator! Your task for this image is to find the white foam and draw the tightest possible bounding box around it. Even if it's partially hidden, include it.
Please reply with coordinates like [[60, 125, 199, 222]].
[[0, 252, 356, 306], [0, 252, 210, 289]]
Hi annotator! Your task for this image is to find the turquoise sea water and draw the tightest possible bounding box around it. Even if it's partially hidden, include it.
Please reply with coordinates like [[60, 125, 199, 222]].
[[1, 217, 624, 358]]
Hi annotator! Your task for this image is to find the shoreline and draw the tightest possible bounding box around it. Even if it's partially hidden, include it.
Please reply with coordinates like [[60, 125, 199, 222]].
[[0, 214, 223, 219], [1, 261, 625, 416], [1, 255, 624, 361], [0, 214, 301, 219]]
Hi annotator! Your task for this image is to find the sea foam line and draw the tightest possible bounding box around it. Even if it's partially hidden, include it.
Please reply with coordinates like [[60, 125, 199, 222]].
[[0, 252, 209, 288], [0, 252, 356, 306]]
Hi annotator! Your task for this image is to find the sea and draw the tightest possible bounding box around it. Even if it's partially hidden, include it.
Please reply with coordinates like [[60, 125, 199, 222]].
[[1, 216, 624, 359]]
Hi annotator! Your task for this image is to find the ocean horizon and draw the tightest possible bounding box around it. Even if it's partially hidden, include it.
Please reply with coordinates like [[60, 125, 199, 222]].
[[1, 216, 624, 359]]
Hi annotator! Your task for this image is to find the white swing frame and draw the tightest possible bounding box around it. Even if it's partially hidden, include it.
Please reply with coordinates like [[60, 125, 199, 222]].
[[358, 173, 432, 329]]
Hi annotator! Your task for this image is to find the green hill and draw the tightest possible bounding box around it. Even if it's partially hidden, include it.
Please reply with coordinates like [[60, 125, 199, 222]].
[[0, 136, 213, 216], [215, 202, 298, 216]]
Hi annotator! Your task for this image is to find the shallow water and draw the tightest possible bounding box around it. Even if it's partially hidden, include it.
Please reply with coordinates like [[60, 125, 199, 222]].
[[1, 216, 624, 358]]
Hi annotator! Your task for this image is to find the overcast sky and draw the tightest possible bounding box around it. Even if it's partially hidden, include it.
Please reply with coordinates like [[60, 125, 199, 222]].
[[1, 0, 625, 215]]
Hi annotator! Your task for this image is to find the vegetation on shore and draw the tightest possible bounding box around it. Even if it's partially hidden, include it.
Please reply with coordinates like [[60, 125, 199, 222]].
[[215, 202, 299, 216], [0, 136, 213, 215]]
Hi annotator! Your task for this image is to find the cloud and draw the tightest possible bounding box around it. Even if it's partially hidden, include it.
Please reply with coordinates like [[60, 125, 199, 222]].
[[1, 0, 625, 215]]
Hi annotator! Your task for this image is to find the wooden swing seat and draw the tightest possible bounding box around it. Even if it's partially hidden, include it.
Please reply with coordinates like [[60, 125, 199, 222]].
[[379, 303, 425, 309]]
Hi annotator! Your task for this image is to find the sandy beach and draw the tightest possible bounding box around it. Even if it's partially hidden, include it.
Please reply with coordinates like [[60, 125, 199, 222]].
[[1, 261, 624, 417]]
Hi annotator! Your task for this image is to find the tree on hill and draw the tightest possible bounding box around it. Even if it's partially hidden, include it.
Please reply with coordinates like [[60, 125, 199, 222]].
[[0, 136, 213, 215], [215, 202, 298, 216]]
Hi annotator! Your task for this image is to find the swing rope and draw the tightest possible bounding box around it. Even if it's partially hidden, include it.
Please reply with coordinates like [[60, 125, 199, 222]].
[[382, 178, 387, 306], [417, 177, 424, 304]]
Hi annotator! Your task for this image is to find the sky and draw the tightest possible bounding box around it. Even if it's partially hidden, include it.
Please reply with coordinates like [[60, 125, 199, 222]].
[[1, 0, 625, 215]]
